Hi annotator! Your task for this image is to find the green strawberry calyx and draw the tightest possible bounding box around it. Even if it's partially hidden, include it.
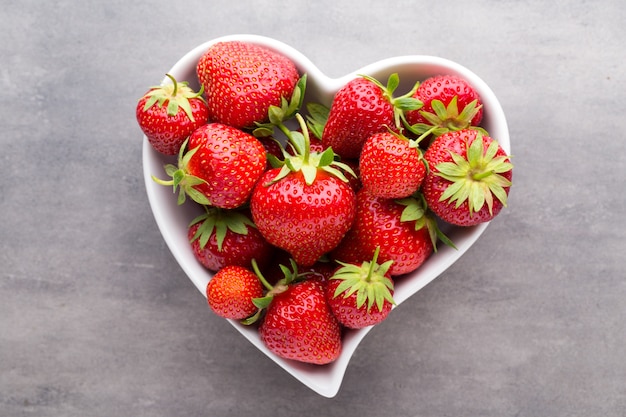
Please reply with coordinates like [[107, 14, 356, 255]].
[[396, 193, 456, 251], [189, 207, 256, 251], [359, 73, 423, 132], [252, 74, 308, 138], [241, 258, 308, 325], [405, 96, 487, 138], [435, 133, 513, 216], [265, 113, 356, 186], [142, 73, 206, 122], [151, 138, 211, 206], [331, 247, 395, 313]]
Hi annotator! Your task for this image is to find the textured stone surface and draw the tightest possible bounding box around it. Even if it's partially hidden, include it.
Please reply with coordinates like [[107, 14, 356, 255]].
[[1, 1, 625, 416]]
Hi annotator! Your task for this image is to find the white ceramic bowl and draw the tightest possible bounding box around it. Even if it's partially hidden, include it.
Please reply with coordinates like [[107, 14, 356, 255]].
[[142, 34, 510, 398]]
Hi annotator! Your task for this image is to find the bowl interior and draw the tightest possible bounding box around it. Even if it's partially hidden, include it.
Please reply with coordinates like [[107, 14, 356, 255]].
[[142, 34, 510, 398]]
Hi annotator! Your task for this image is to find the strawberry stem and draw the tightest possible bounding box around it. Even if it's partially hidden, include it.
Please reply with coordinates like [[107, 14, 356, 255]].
[[165, 73, 178, 96], [473, 170, 495, 181], [367, 247, 381, 280], [251, 259, 273, 291], [295, 113, 311, 165]]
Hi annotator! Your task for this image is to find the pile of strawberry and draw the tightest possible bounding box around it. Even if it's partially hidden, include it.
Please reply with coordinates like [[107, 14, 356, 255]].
[[136, 41, 513, 366]]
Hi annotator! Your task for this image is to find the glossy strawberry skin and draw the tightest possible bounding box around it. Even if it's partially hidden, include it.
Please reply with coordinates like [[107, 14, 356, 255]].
[[359, 132, 426, 199], [187, 123, 267, 209], [423, 129, 512, 226], [405, 74, 483, 127], [206, 265, 264, 320], [259, 279, 342, 365], [196, 41, 300, 129], [250, 169, 356, 267], [137, 88, 209, 156], [322, 77, 396, 159], [331, 190, 434, 276], [325, 276, 394, 329], [188, 221, 274, 272]]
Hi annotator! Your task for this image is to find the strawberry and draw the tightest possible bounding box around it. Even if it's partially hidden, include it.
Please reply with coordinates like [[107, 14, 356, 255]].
[[206, 265, 264, 320], [196, 41, 300, 129], [321, 73, 421, 159], [188, 207, 274, 272], [250, 115, 356, 267], [136, 73, 209, 155], [152, 123, 267, 209], [326, 247, 395, 329], [250, 260, 342, 365], [359, 131, 427, 199], [422, 129, 513, 226], [331, 190, 450, 276], [405, 74, 484, 138]]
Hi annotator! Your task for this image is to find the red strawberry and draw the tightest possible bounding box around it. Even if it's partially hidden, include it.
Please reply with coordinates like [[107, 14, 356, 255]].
[[136, 73, 209, 155], [152, 123, 267, 209], [326, 248, 395, 329], [322, 73, 421, 159], [252, 169, 355, 267], [256, 277, 342, 365], [422, 129, 513, 226], [250, 115, 356, 267], [332, 190, 449, 276], [188, 207, 274, 272], [359, 131, 426, 199], [405, 74, 483, 138], [206, 265, 264, 320], [196, 41, 300, 129]]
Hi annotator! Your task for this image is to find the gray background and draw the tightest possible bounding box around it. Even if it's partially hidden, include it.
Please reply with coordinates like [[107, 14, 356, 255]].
[[2, 0, 625, 416]]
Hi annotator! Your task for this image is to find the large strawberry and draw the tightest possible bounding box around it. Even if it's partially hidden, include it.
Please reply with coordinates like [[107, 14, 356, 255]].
[[404, 74, 484, 138], [152, 123, 267, 209], [359, 131, 426, 199], [136, 73, 209, 155], [422, 129, 513, 226], [250, 260, 342, 365], [326, 247, 395, 329], [321, 73, 421, 159], [206, 265, 264, 320], [250, 115, 356, 267], [196, 41, 300, 129], [188, 207, 274, 272], [331, 190, 450, 276]]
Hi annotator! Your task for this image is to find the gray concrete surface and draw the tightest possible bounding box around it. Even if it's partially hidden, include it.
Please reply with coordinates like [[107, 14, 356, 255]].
[[2, 1, 625, 416]]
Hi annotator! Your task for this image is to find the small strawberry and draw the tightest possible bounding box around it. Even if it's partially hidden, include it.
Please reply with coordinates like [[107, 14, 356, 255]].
[[196, 41, 300, 129], [250, 115, 356, 266], [422, 129, 513, 226], [405, 74, 484, 138], [206, 265, 264, 320], [136, 73, 209, 155], [250, 260, 342, 365], [322, 73, 422, 159], [331, 190, 451, 276], [188, 207, 274, 272], [152, 123, 267, 209], [326, 247, 395, 329], [359, 131, 427, 199]]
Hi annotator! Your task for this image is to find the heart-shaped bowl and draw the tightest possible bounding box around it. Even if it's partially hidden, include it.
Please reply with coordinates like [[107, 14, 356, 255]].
[[142, 34, 510, 398]]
